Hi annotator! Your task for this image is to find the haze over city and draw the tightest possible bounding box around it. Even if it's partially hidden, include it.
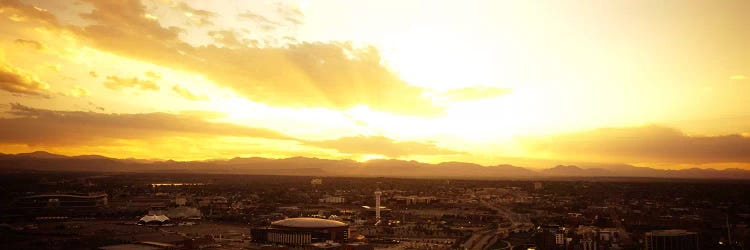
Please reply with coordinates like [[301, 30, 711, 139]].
[[1, 0, 749, 171]]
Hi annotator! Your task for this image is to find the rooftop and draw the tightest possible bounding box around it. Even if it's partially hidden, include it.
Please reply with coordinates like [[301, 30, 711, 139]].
[[271, 218, 347, 228], [647, 229, 697, 236]]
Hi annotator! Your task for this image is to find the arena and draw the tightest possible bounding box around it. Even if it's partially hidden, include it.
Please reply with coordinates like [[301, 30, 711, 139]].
[[251, 217, 349, 245]]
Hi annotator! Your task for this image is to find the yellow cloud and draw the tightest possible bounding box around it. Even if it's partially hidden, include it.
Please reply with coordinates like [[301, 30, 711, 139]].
[[103, 75, 159, 91], [0, 63, 50, 97], [69, 85, 89, 97], [172, 84, 209, 101]]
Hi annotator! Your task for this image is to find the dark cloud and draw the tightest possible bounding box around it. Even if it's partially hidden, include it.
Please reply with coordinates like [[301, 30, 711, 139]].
[[443, 86, 513, 101], [307, 135, 461, 157], [522, 125, 750, 164], [172, 85, 208, 101], [0, 103, 293, 145], [103, 75, 159, 91], [0, 63, 50, 97], [13, 39, 44, 50]]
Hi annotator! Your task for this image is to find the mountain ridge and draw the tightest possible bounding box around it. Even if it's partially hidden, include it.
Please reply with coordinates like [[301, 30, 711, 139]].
[[1, 151, 749, 179]]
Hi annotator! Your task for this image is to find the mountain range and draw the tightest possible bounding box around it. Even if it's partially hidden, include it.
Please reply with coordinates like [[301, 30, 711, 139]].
[[1, 151, 750, 179]]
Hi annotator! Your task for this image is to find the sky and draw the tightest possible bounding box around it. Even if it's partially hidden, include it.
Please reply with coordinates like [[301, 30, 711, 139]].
[[0, 0, 749, 169]]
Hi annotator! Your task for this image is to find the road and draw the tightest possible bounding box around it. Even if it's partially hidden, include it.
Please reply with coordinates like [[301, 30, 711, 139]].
[[460, 199, 533, 250]]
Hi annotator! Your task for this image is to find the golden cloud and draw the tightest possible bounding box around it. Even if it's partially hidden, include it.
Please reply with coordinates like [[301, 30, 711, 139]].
[[0, 63, 50, 97], [173, 2, 215, 26], [172, 85, 208, 101], [65, 0, 440, 115], [103, 75, 159, 91]]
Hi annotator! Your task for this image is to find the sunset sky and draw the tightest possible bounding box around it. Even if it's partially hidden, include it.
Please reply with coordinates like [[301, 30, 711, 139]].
[[1, 0, 749, 169]]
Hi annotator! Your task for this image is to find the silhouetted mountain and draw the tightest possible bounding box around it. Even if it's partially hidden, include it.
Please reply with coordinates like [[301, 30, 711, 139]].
[[542, 165, 612, 176], [1, 151, 750, 179], [72, 154, 112, 160], [14, 151, 67, 159]]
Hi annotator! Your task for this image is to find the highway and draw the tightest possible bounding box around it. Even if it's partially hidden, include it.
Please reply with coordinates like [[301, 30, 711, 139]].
[[460, 199, 533, 250]]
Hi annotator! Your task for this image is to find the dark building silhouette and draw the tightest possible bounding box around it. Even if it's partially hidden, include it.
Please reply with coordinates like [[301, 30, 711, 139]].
[[644, 230, 698, 250]]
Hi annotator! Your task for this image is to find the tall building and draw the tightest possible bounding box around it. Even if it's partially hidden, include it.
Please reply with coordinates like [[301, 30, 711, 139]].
[[644, 230, 698, 250], [374, 191, 382, 221]]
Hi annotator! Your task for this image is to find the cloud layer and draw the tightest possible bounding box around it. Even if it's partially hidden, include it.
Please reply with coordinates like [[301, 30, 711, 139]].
[[0, 103, 292, 145], [523, 125, 750, 164], [64, 0, 440, 115], [307, 135, 460, 157]]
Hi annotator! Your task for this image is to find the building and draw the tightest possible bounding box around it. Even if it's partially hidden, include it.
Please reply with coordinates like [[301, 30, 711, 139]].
[[138, 214, 171, 225], [392, 195, 437, 205], [644, 230, 698, 250], [13, 193, 108, 209], [311, 178, 323, 185], [320, 196, 345, 204], [374, 191, 382, 221], [252, 218, 349, 245]]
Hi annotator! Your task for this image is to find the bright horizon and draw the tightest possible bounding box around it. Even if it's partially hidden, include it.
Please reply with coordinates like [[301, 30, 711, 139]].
[[1, 0, 749, 170]]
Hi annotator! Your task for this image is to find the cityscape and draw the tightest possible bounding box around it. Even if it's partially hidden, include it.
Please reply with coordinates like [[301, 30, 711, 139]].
[[2, 0, 750, 249], [1, 153, 750, 249]]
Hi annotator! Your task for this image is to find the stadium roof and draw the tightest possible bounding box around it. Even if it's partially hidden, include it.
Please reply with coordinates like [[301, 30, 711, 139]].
[[271, 217, 347, 228]]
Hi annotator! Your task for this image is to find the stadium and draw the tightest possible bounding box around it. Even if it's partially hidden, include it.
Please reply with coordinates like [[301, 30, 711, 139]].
[[251, 217, 349, 245]]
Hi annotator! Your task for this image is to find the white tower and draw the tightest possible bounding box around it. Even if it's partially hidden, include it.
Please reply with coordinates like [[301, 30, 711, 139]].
[[374, 190, 382, 221]]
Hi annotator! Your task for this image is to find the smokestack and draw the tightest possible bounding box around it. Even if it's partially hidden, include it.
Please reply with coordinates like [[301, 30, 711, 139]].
[[375, 190, 382, 221]]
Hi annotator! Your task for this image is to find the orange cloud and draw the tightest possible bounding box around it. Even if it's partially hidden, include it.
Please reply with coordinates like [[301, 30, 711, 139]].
[[522, 125, 750, 164]]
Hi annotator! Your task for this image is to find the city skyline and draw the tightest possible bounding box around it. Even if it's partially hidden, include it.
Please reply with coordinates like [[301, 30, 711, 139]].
[[1, 0, 749, 170]]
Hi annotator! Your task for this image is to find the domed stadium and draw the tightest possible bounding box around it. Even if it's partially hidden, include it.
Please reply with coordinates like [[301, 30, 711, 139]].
[[251, 217, 349, 245]]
